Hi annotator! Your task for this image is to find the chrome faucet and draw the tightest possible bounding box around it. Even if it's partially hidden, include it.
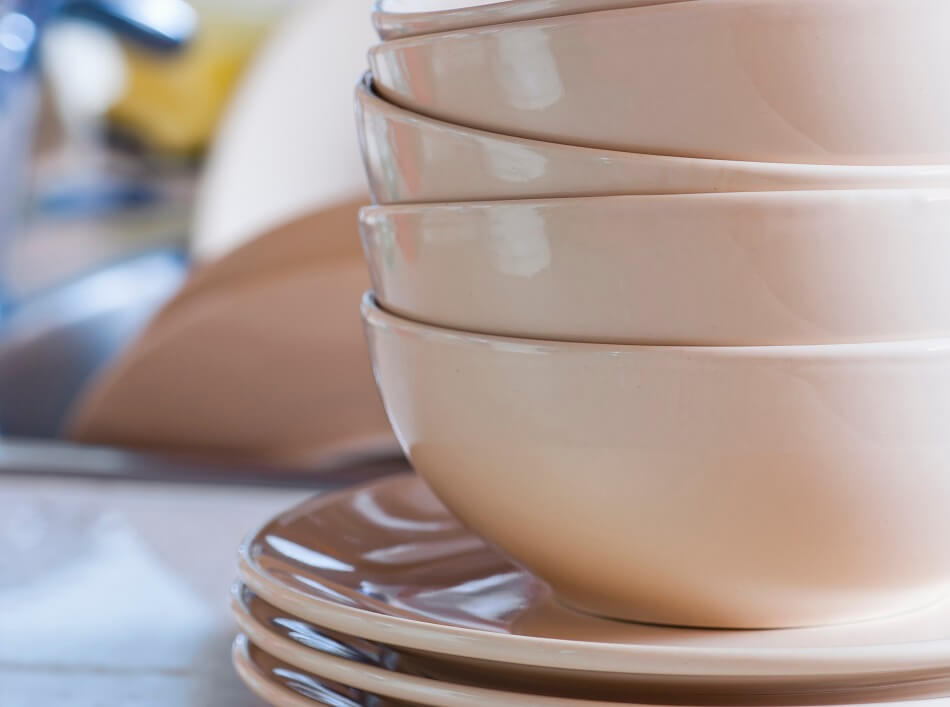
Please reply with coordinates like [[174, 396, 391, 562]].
[[0, 0, 196, 310]]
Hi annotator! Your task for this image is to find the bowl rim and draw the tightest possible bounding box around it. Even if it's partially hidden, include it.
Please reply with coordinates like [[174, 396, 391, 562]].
[[358, 186, 950, 215], [355, 73, 950, 175], [370, 0, 701, 44], [371, 0, 697, 40], [362, 292, 950, 357], [368, 0, 908, 48]]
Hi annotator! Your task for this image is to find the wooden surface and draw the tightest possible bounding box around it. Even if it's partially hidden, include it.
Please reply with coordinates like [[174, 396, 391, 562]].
[[0, 473, 308, 706]]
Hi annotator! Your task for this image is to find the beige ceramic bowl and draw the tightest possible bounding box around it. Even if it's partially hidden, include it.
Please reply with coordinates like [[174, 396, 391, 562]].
[[355, 77, 950, 203], [363, 293, 950, 629], [370, 0, 950, 164], [362, 189, 950, 346], [372, 0, 692, 40]]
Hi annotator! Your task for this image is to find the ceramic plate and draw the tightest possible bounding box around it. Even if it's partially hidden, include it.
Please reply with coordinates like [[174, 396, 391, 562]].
[[232, 584, 950, 705], [232, 634, 407, 706], [234, 593, 630, 706], [233, 633, 950, 707], [238, 475, 950, 684]]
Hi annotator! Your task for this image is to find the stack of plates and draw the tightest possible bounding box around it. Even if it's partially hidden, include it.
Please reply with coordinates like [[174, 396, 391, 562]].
[[232, 473, 950, 706]]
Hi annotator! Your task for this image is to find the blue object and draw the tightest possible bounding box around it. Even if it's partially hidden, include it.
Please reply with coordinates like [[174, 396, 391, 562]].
[[64, 0, 198, 53], [0, 0, 196, 315]]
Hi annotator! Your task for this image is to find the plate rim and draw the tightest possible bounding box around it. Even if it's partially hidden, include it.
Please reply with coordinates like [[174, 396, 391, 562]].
[[237, 475, 950, 679], [232, 589, 623, 706], [233, 634, 332, 707]]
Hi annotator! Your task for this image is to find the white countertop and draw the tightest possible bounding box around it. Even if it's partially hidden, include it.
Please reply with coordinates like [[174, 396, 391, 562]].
[[0, 474, 309, 706]]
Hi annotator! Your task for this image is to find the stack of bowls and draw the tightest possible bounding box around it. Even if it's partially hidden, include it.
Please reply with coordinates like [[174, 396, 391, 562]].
[[232, 1, 950, 705]]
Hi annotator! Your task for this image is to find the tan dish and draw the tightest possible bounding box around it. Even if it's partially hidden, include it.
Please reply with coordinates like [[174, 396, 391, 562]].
[[355, 77, 950, 204], [372, 0, 693, 40], [233, 582, 950, 704], [68, 207, 395, 463], [232, 636, 398, 707], [362, 189, 950, 346], [363, 294, 950, 628], [234, 603, 629, 705], [238, 473, 950, 686], [233, 634, 950, 706], [370, 0, 950, 164]]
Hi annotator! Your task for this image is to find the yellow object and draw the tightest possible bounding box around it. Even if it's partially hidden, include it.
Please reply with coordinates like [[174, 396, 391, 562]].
[[108, 8, 274, 154]]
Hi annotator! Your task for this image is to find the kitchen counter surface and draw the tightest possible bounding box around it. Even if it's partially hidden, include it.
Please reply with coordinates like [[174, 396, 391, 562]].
[[0, 472, 309, 706]]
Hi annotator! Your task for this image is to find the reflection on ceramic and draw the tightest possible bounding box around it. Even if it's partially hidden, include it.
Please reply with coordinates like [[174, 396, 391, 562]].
[[238, 474, 950, 683], [369, 0, 950, 164], [233, 634, 950, 707], [354, 76, 950, 204], [362, 295, 950, 627], [232, 634, 405, 707], [235, 632, 950, 707], [234, 591, 634, 706], [362, 189, 950, 345], [372, 0, 692, 40], [233, 584, 431, 682], [233, 583, 950, 705]]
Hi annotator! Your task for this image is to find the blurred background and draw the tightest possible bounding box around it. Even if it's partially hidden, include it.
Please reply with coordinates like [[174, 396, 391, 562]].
[[0, 0, 389, 453], [0, 1, 398, 703]]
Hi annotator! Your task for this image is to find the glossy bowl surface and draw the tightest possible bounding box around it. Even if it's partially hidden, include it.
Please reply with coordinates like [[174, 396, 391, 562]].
[[355, 76, 950, 204], [372, 0, 692, 40], [363, 294, 950, 628], [370, 0, 950, 164], [362, 189, 950, 346]]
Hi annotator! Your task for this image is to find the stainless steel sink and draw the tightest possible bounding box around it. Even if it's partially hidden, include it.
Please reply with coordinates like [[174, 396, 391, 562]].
[[0, 250, 186, 438]]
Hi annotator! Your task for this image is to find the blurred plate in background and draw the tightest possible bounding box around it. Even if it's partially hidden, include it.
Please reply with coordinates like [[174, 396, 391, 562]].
[[192, 0, 374, 261]]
